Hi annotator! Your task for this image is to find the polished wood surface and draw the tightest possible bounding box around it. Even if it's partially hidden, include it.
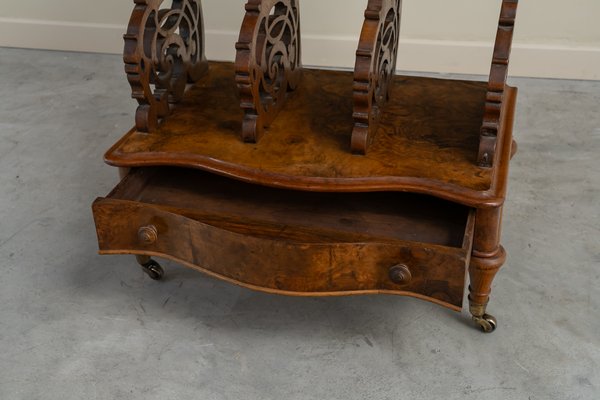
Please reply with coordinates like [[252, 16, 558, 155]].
[[93, 168, 475, 309], [108, 167, 471, 247], [106, 62, 516, 207]]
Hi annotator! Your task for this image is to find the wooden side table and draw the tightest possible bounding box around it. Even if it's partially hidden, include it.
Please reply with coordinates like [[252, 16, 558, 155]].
[[93, 0, 519, 332]]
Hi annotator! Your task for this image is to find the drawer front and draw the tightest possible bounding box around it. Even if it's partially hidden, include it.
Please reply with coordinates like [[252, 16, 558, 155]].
[[93, 199, 469, 309]]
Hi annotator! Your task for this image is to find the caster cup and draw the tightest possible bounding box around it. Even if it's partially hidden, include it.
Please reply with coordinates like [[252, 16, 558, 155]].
[[141, 259, 164, 281], [473, 314, 497, 333]]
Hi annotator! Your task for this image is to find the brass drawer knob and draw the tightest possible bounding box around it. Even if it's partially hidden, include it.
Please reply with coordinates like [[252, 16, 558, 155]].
[[389, 264, 412, 285], [138, 225, 158, 245]]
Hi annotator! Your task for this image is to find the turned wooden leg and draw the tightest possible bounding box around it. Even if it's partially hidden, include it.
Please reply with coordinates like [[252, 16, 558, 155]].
[[136, 255, 165, 281], [469, 206, 506, 333]]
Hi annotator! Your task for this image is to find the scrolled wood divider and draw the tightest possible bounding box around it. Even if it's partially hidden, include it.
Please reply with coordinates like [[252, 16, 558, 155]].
[[123, 0, 209, 133], [478, 0, 518, 167], [352, 0, 402, 155], [235, 0, 302, 143]]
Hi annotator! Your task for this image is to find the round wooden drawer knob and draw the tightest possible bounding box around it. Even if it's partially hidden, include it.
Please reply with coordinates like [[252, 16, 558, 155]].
[[138, 225, 158, 245], [389, 264, 412, 285]]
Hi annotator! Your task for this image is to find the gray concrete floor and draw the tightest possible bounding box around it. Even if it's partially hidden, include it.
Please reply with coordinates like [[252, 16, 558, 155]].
[[0, 47, 598, 400]]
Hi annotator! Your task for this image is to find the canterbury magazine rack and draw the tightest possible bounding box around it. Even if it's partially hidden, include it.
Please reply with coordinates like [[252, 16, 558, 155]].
[[92, 0, 519, 333]]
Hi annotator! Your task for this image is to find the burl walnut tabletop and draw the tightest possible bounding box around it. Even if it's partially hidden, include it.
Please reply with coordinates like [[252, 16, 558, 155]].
[[106, 62, 516, 207]]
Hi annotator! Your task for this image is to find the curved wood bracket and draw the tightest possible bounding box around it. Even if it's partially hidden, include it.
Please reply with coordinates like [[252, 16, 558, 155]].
[[123, 0, 209, 132], [478, 0, 518, 167], [352, 0, 402, 154], [235, 0, 302, 143]]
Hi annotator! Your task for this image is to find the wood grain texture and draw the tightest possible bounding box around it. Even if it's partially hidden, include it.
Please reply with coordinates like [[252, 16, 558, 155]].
[[109, 167, 471, 247], [92, 168, 475, 309], [123, 0, 209, 132], [105, 62, 517, 208], [235, 0, 302, 142], [478, 0, 518, 167], [352, 0, 402, 154]]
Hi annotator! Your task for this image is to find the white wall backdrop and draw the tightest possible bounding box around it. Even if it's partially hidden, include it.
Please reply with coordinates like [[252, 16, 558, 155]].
[[1, 0, 599, 79]]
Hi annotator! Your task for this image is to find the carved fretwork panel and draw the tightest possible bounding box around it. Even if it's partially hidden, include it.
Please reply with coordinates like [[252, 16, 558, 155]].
[[123, 0, 209, 132], [235, 0, 302, 143], [478, 0, 518, 167], [352, 0, 402, 155]]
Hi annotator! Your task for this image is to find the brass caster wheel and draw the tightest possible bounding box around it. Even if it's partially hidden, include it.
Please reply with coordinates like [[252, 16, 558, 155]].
[[473, 314, 497, 333], [141, 260, 164, 281]]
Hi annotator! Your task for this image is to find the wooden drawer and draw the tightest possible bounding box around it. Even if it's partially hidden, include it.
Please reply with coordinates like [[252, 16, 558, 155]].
[[93, 168, 475, 310]]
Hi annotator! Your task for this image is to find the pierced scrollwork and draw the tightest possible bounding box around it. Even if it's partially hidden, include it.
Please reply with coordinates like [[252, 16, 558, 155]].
[[478, 0, 518, 168], [123, 0, 209, 132], [235, 0, 302, 143], [352, 0, 402, 154]]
